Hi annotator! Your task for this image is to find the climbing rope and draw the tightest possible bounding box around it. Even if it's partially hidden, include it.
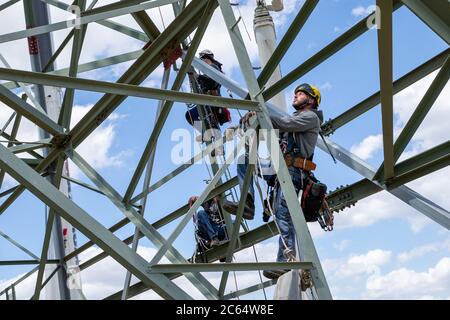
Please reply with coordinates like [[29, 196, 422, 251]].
[[158, 6, 166, 29], [254, 156, 316, 298]]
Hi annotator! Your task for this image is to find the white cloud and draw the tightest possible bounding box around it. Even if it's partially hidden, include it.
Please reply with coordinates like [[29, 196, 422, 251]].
[[351, 5, 376, 18], [338, 249, 391, 279], [333, 239, 351, 251], [397, 239, 450, 264], [365, 257, 450, 299], [0, 241, 284, 300], [333, 166, 450, 233], [323, 248, 450, 299], [394, 70, 450, 159], [0, 99, 42, 188], [350, 69, 450, 162], [69, 104, 132, 178], [343, 70, 450, 231], [350, 134, 383, 160], [196, 0, 302, 75], [319, 82, 333, 91], [307, 42, 317, 50], [323, 249, 392, 285]]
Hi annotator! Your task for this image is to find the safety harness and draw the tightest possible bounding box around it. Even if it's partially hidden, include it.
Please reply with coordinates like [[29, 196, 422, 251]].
[[283, 132, 317, 171], [267, 131, 334, 231]]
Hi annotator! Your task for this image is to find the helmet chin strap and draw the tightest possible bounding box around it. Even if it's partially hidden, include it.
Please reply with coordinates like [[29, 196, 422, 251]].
[[294, 96, 313, 110]]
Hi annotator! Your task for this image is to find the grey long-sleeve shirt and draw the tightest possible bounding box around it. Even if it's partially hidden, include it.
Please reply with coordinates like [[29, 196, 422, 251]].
[[268, 108, 324, 159]]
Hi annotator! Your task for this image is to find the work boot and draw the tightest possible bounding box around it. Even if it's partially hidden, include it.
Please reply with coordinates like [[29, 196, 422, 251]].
[[263, 270, 288, 280], [222, 197, 255, 220], [209, 237, 220, 248], [300, 270, 312, 291]]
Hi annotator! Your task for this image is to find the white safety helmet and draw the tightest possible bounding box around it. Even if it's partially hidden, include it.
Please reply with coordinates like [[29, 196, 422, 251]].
[[199, 49, 214, 60]]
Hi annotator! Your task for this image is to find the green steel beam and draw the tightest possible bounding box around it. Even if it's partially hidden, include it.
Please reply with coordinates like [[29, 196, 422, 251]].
[[67, 0, 213, 151], [0, 0, 20, 12], [325, 143, 450, 213], [105, 222, 280, 300], [147, 130, 246, 266], [69, 150, 219, 299], [0, 0, 180, 44], [65, 177, 239, 264], [394, 141, 450, 177], [34, 142, 72, 300], [58, 0, 88, 129], [318, 136, 450, 229], [327, 179, 381, 213], [402, 0, 450, 45], [121, 67, 170, 300], [42, 29, 75, 73], [0, 113, 21, 189], [223, 279, 277, 300], [262, 0, 403, 101], [83, 0, 163, 16], [41, 0, 150, 42], [0, 186, 19, 199], [122, 0, 218, 204], [257, 0, 319, 87], [377, 0, 395, 180], [374, 55, 450, 181], [61, 174, 106, 196], [0, 131, 44, 159], [0, 142, 192, 300], [2, 50, 144, 90], [32, 206, 57, 299], [0, 111, 15, 134], [0, 147, 66, 217], [64, 217, 129, 262], [0, 54, 46, 114], [218, 163, 254, 297], [9, 143, 50, 155], [130, 129, 229, 204], [0, 85, 63, 136], [149, 262, 313, 274], [218, 0, 331, 299], [321, 49, 450, 136], [98, 19, 149, 41], [0, 266, 38, 296], [7, 113, 22, 147], [0, 229, 39, 260], [122, 0, 161, 40], [0, 259, 59, 266], [39, 265, 61, 293], [388, 154, 450, 190], [0, 69, 258, 113]]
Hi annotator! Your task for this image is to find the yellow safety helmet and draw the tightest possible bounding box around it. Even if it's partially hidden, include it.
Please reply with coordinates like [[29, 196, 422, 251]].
[[294, 83, 321, 106]]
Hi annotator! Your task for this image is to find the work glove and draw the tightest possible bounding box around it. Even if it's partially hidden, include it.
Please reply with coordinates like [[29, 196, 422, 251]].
[[239, 111, 256, 126], [188, 196, 199, 208]]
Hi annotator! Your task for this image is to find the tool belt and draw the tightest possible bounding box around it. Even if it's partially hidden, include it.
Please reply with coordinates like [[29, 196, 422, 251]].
[[284, 153, 316, 171]]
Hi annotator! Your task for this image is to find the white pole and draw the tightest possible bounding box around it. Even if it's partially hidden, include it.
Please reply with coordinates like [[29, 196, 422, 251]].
[[253, 1, 288, 112]]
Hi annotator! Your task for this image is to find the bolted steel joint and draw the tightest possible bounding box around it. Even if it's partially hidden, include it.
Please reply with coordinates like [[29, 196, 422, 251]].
[[50, 133, 71, 149]]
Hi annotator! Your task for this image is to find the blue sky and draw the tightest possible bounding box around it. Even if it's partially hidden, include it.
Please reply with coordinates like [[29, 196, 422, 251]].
[[0, 0, 449, 299]]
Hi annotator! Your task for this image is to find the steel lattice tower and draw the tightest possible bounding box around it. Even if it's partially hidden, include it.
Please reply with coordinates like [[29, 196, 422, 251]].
[[0, 0, 449, 300]]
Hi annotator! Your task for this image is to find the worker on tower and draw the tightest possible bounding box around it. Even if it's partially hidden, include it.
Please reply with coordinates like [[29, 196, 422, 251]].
[[223, 84, 323, 279], [185, 49, 231, 143], [189, 195, 228, 249]]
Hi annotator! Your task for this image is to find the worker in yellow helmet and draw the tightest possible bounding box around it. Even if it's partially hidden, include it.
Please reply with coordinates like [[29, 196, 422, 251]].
[[293, 83, 321, 108], [224, 83, 324, 280]]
